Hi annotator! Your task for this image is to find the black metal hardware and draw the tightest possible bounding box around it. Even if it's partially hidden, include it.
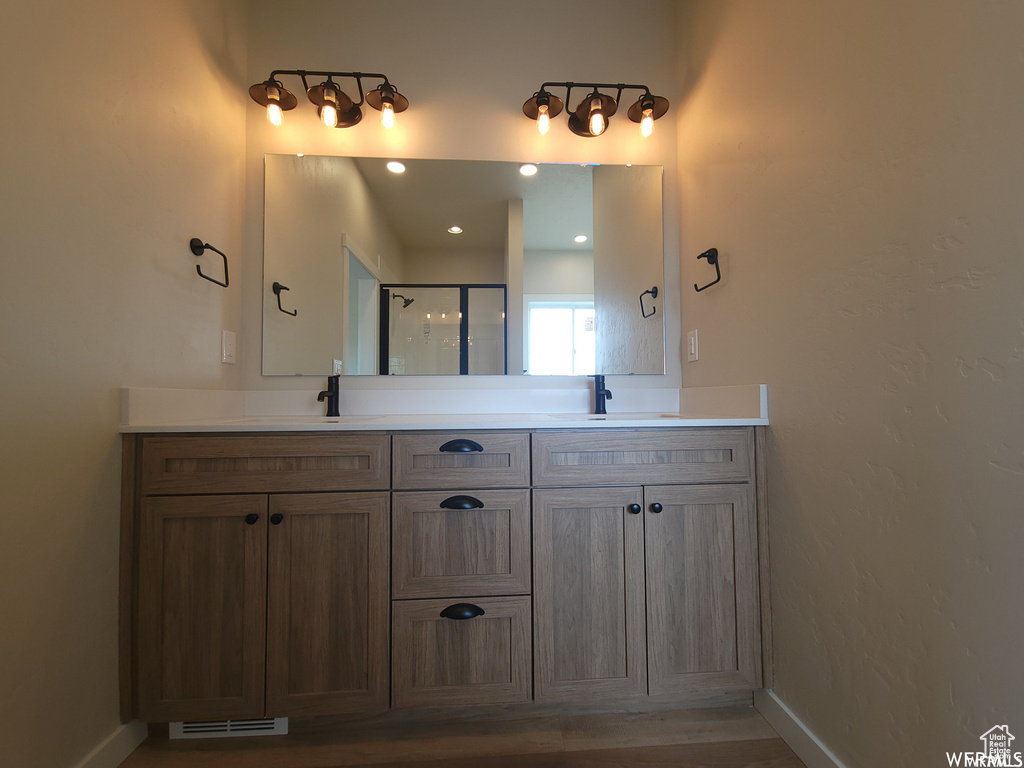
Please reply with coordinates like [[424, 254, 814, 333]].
[[439, 603, 486, 620], [317, 375, 340, 417], [650, 502, 663, 514], [639, 286, 658, 318], [590, 374, 613, 415], [270, 513, 284, 525], [440, 495, 485, 510], [272, 282, 297, 316], [245, 513, 259, 525], [694, 248, 721, 292], [190, 238, 229, 288], [439, 438, 484, 453], [627, 503, 642, 515], [523, 81, 669, 137], [249, 70, 408, 129]]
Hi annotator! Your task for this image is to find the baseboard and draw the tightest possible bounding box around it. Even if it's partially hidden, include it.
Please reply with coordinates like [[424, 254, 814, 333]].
[[72, 720, 148, 768], [754, 689, 849, 768]]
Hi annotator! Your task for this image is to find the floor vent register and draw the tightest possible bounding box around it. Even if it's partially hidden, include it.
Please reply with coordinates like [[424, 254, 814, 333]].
[[169, 718, 289, 739]]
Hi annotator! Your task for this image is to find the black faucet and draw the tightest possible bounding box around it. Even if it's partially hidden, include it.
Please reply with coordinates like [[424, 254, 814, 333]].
[[591, 374, 613, 415], [317, 375, 340, 417]]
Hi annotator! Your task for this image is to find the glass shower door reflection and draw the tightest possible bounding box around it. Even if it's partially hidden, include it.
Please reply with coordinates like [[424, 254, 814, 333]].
[[381, 284, 506, 375]]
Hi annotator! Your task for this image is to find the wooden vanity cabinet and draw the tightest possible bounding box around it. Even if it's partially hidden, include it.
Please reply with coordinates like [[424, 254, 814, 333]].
[[390, 431, 533, 708], [127, 434, 390, 722], [531, 428, 762, 704]]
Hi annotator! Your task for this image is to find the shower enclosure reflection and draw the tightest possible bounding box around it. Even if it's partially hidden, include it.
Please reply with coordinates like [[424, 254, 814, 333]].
[[381, 285, 507, 375]]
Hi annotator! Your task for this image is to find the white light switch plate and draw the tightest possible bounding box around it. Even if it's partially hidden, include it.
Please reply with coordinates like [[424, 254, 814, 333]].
[[686, 329, 698, 362], [222, 330, 236, 364], [333, 359, 344, 375]]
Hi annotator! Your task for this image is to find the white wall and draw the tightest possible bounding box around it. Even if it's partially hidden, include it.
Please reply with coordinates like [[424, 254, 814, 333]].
[[0, 0, 248, 765], [402, 247, 505, 284], [243, 0, 681, 392], [524, 250, 595, 296], [676, 1, 1024, 765]]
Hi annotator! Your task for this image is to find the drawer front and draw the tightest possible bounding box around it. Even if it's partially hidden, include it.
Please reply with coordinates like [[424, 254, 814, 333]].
[[392, 490, 531, 599], [532, 427, 754, 486], [391, 596, 532, 708], [392, 432, 531, 490], [140, 434, 390, 495]]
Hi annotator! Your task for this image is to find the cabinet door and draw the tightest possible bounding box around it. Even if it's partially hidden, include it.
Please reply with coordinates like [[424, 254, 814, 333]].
[[266, 492, 389, 716], [137, 495, 268, 721], [533, 487, 647, 701], [644, 484, 761, 696], [392, 596, 532, 708], [392, 489, 531, 598]]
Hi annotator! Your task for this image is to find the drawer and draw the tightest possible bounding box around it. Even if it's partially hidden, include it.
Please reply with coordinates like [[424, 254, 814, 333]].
[[391, 596, 532, 708], [392, 432, 531, 490], [532, 427, 753, 486], [140, 434, 390, 495], [392, 490, 531, 599]]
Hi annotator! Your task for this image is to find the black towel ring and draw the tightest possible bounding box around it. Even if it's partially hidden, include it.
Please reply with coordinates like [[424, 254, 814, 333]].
[[190, 238, 229, 288], [694, 248, 720, 292], [639, 286, 658, 318], [272, 282, 298, 316]]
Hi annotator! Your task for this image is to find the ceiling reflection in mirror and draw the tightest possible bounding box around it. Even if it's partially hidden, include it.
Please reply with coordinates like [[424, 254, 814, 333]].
[[262, 155, 664, 376]]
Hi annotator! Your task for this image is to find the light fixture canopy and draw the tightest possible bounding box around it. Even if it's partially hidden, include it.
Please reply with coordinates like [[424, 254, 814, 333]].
[[524, 81, 668, 138], [248, 70, 408, 130]]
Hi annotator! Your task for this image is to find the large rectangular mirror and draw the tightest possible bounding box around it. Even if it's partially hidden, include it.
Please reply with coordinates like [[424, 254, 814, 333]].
[[262, 155, 665, 376]]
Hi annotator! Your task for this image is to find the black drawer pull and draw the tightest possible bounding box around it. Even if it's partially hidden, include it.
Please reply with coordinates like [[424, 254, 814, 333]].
[[440, 603, 485, 620], [439, 438, 484, 453], [650, 502, 663, 514], [244, 513, 259, 525], [627, 503, 642, 514], [270, 513, 284, 525], [439, 495, 485, 510]]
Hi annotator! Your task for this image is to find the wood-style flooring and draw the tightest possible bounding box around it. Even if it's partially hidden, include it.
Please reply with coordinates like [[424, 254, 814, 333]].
[[120, 705, 806, 767]]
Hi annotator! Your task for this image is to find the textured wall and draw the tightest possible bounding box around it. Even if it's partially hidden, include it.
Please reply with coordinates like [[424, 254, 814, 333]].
[[0, 0, 247, 765], [676, 1, 1024, 765]]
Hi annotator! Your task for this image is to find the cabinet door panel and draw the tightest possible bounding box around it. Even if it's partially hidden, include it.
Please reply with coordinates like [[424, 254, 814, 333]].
[[392, 596, 531, 708], [645, 484, 760, 696], [137, 496, 267, 721], [393, 489, 531, 598], [533, 487, 646, 701], [266, 492, 389, 717]]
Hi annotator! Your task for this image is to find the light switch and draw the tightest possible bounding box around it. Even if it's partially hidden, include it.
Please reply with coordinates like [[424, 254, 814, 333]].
[[686, 329, 698, 362], [333, 359, 344, 375], [222, 330, 236, 364]]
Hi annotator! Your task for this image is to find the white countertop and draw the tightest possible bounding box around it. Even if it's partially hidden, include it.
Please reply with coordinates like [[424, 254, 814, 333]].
[[118, 385, 768, 432]]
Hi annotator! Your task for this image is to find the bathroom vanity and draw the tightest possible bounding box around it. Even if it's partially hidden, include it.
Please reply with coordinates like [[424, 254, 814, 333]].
[[119, 415, 770, 724]]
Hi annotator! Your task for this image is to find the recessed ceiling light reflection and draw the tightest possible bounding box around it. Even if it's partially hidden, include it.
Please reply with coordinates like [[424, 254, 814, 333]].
[[574, 234, 588, 243], [386, 160, 406, 173], [519, 163, 538, 177], [448, 226, 463, 234]]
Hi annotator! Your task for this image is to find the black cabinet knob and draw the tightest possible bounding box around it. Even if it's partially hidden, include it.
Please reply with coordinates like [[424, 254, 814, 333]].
[[270, 513, 284, 525], [627, 503, 642, 514], [650, 503, 663, 514], [244, 513, 259, 525]]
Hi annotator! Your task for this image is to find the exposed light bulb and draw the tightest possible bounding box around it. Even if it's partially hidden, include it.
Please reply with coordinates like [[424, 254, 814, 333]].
[[267, 102, 282, 126], [321, 102, 338, 128], [641, 107, 654, 137], [589, 97, 605, 136], [381, 100, 395, 129], [538, 103, 550, 135]]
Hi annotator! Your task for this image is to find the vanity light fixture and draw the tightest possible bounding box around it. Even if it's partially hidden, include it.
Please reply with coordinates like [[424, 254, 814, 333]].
[[523, 81, 668, 138], [249, 70, 409, 130]]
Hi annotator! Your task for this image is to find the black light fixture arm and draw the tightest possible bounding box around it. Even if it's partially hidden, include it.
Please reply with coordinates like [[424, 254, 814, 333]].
[[267, 69, 393, 107], [189, 238, 228, 288]]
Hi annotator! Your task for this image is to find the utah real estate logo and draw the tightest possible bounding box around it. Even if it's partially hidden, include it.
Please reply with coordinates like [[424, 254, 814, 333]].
[[947, 726, 1022, 767]]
